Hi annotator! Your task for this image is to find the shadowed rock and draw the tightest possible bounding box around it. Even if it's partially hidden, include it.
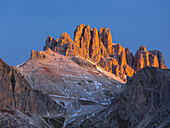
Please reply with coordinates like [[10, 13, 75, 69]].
[[66, 67, 170, 128], [0, 58, 65, 116]]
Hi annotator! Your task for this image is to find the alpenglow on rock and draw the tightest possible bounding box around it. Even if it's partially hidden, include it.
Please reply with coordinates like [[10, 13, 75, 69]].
[[43, 24, 168, 81]]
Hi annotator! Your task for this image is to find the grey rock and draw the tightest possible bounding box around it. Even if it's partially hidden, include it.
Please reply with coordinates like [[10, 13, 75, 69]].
[[0, 58, 65, 116], [66, 67, 170, 128]]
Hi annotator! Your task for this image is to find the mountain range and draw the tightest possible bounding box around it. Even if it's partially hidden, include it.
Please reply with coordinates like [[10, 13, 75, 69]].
[[0, 24, 169, 128], [43, 24, 168, 81]]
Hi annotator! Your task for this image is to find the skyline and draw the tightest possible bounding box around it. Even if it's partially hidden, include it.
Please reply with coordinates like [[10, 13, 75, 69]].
[[0, 0, 170, 67]]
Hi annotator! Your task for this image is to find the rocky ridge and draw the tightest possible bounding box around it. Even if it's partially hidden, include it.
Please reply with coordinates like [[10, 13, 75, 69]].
[[19, 48, 125, 115], [66, 67, 170, 128], [0, 24, 169, 128], [43, 24, 168, 81], [16, 47, 127, 127], [0, 58, 65, 127]]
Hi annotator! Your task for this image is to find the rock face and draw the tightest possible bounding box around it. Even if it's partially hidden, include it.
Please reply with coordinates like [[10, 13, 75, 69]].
[[43, 36, 57, 51], [0, 109, 50, 127], [149, 50, 168, 69], [18, 48, 126, 127], [43, 24, 168, 81], [133, 45, 160, 72], [20, 49, 125, 111], [66, 67, 170, 128], [1, 24, 169, 127], [0, 58, 64, 116]]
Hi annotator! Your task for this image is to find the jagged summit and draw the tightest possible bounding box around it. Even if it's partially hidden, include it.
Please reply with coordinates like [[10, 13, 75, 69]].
[[43, 24, 168, 81], [0, 24, 169, 127]]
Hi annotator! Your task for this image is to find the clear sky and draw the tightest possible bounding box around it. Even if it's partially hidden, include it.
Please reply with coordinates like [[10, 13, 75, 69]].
[[0, 0, 170, 67]]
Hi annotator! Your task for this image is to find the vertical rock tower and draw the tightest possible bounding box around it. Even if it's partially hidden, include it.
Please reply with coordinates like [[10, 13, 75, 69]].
[[43, 24, 168, 81]]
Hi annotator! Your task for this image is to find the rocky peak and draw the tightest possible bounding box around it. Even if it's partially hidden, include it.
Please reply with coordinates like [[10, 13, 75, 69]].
[[125, 48, 133, 68], [43, 36, 57, 51], [113, 44, 127, 66], [60, 32, 71, 39], [90, 27, 100, 59], [74, 24, 86, 47], [45, 36, 56, 45], [134, 46, 167, 72], [58, 32, 74, 46], [139, 45, 147, 52], [99, 27, 113, 54], [134, 45, 150, 71], [31, 50, 46, 60], [42, 24, 168, 81], [149, 50, 168, 69]]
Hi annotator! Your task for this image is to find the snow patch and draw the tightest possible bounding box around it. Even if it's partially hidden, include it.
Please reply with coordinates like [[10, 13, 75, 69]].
[[18, 61, 26, 66], [84, 76, 89, 79], [115, 84, 122, 89], [79, 97, 89, 100], [84, 89, 94, 96], [100, 102, 109, 105], [107, 81, 112, 84], [72, 112, 78, 117], [47, 111, 50, 116], [29, 121, 34, 125], [94, 81, 102, 90], [108, 110, 112, 115], [71, 108, 82, 117], [86, 115, 90, 119], [65, 89, 69, 92], [68, 118, 75, 123], [91, 113, 95, 116]]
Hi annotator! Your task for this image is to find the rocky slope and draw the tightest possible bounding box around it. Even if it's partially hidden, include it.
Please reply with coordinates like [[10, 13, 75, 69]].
[[43, 24, 168, 81], [0, 58, 65, 127], [66, 67, 170, 128], [0, 109, 50, 128], [17, 48, 125, 124], [1, 24, 168, 127], [0, 58, 64, 115]]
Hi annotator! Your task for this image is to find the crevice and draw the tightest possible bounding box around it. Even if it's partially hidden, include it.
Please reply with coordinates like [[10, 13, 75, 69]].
[[89, 30, 93, 58], [11, 71, 16, 108], [79, 26, 86, 48]]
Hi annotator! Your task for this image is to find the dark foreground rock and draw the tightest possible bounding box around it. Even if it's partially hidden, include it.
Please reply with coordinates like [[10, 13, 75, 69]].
[[0, 109, 50, 128], [66, 67, 170, 128], [0, 58, 65, 127]]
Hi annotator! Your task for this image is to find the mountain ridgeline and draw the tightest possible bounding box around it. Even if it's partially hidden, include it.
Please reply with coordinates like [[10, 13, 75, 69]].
[[42, 24, 168, 81], [0, 24, 169, 127], [66, 66, 170, 128]]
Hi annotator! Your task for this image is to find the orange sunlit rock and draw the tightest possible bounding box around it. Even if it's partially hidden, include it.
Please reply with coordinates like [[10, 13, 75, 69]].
[[42, 24, 168, 81]]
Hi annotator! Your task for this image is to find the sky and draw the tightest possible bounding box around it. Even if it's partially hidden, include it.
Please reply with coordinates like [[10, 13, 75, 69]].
[[0, 0, 170, 67]]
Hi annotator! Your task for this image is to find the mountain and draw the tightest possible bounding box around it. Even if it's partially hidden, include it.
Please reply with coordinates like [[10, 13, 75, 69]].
[[0, 24, 169, 127], [43, 24, 168, 81], [66, 67, 170, 128], [0, 58, 65, 127], [16, 47, 126, 125]]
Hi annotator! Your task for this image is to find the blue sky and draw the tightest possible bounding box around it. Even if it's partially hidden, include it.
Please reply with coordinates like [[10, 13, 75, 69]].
[[0, 0, 170, 67]]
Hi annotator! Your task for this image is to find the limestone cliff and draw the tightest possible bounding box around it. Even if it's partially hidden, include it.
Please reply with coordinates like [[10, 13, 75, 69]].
[[43, 24, 168, 81]]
